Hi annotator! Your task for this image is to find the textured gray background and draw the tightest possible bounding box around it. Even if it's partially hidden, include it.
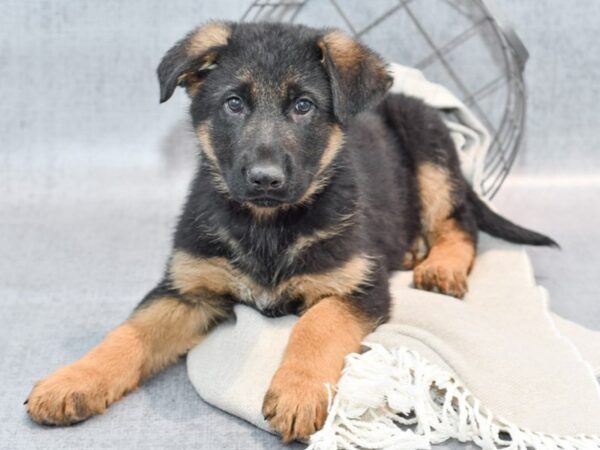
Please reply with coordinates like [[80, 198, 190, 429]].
[[1, 1, 599, 449]]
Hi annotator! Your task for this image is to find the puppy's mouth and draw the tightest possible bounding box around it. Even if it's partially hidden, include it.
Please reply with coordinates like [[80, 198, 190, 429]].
[[247, 197, 285, 208]]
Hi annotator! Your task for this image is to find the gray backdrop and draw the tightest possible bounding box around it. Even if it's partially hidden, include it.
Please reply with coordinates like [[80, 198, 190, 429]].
[[1, 1, 599, 449]]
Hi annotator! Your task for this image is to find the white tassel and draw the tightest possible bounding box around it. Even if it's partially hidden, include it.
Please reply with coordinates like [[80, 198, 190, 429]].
[[306, 345, 600, 450]]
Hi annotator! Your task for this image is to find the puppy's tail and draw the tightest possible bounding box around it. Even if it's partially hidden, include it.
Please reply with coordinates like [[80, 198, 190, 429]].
[[467, 187, 559, 248]]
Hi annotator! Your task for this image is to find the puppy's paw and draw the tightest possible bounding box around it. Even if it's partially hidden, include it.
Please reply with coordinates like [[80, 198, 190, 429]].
[[262, 364, 329, 443], [26, 363, 111, 425], [413, 258, 468, 298]]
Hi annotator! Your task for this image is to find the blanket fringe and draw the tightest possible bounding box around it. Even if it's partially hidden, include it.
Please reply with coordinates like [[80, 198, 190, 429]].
[[307, 345, 600, 450]]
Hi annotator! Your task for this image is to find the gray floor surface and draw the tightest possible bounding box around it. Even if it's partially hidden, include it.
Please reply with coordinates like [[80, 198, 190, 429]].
[[1, 161, 598, 449]]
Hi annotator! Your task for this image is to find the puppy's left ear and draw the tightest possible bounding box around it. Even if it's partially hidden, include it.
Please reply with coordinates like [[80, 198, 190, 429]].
[[318, 31, 393, 124], [157, 21, 232, 103]]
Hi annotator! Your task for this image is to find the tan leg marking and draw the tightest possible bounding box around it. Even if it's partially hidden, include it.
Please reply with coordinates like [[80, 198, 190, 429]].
[[262, 297, 373, 442], [27, 297, 227, 425], [413, 218, 475, 298], [417, 162, 454, 237], [413, 162, 474, 297]]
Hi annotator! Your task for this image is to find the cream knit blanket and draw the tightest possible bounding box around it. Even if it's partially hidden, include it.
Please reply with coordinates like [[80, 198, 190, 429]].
[[187, 66, 600, 449]]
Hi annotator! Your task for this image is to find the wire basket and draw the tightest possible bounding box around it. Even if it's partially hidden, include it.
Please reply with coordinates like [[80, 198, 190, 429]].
[[241, 0, 528, 199]]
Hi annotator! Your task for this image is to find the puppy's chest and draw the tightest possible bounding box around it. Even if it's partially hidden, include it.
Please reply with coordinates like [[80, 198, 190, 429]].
[[234, 275, 294, 314], [169, 243, 371, 316], [170, 249, 304, 313], [226, 243, 305, 312]]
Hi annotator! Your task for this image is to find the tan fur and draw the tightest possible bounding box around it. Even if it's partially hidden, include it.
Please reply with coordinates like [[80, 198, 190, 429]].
[[318, 125, 345, 172], [299, 125, 345, 204], [278, 71, 302, 99], [319, 31, 363, 73], [242, 203, 282, 221], [187, 21, 231, 57], [196, 123, 231, 196], [130, 297, 229, 376], [262, 296, 373, 442], [182, 70, 209, 98], [169, 250, 373, 311], [179, 54, 218, 98], [235, 67, 260, 99], [298, 173, 331, 205], [176, 22, 231, 98], [319, 30, 390, 92], [169, 252, 240, 296], [284, 253, 373, 308], [27, 297, 225, 425], [417, 162, 454, 238], [414, 162, 475, 297], [287, 212, 355, 260], [413, 218, 476, 298], [199, 225, 243, 257], [26, 324, 144, 425], [196, 123, 218, 166]]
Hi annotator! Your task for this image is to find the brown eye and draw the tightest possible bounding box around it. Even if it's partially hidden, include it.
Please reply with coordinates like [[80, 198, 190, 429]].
[[226, 96, 244, 113], [294, 98, 313, 115]]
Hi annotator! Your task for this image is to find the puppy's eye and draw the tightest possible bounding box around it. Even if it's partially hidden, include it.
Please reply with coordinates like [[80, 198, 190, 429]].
[[294, 98, 313, 115], [226, 96, 244, 113]]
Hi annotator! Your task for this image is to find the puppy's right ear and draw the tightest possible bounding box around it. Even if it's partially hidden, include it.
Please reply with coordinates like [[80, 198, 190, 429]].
[[157, 21, 232, 103]]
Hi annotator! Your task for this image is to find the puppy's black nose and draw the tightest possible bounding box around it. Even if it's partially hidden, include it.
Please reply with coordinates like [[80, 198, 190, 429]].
[[246, 164, 285, 191]]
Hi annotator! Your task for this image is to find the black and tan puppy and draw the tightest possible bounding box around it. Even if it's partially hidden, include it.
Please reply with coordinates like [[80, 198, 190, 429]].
[[26, 22, 555, 442]]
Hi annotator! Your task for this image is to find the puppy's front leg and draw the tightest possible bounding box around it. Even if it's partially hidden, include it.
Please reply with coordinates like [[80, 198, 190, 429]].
[[262, 296, 372, 442], [26, 293, 229, 425]]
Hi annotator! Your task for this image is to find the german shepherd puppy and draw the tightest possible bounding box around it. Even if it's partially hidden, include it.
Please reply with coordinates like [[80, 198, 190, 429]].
[[26, 22, 555, 442]]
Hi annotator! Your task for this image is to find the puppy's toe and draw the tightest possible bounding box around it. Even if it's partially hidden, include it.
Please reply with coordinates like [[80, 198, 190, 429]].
[[26, 364, 109, 425], [262, 364, 329, 443], [413, 260, 468, 299]]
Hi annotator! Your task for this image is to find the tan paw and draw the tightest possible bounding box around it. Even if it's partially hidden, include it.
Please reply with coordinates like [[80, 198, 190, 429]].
[[26, 363, 111, 425], [262, 364, 329, 443], [413, 258, 468, 298]]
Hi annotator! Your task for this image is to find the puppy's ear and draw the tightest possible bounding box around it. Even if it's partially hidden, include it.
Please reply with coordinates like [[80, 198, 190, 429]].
[[318, 31, 392, 124], [157, 21, 232, 103]]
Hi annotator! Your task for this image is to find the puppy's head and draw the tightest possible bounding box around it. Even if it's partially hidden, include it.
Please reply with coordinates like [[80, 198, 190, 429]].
[[158, 22, 391, 210]]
